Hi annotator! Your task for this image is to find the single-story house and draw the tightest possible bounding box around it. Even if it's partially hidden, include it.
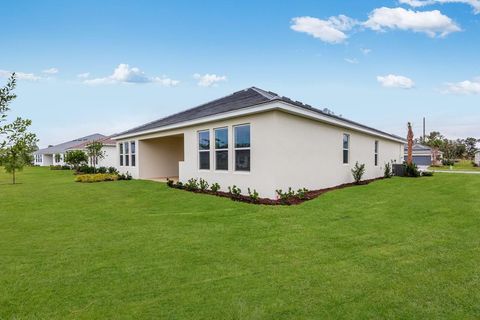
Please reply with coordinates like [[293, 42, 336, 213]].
[[67, 136, 117, 168], [114, 87, 405, 199], [475, 150, 480, 166], [404, 143, 443, 166], [33, 133, 113, 167]]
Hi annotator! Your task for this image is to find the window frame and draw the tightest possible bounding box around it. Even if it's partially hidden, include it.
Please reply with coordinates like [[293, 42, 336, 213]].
[[119, 142, 124, 166], [214, 127, 229, 171], [124, 142, 129, 166], [131, 141, 136, 167], [374, 140, 379, 166], [234, 124, 251, 173], [198, 129, 210, 171], [343, 133, 350, 165]]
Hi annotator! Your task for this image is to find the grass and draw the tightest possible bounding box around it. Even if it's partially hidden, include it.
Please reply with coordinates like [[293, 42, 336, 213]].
[[1, 167, 480, 319], [430, 159, 480, 172]]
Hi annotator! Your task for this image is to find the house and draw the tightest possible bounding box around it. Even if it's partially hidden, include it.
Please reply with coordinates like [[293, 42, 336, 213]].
[[114, 87, 405, 199], [67, 136, 118, 168], [475, 151, 480, 166], [403, 143, 443, 166], [34, 133, 107, 166]]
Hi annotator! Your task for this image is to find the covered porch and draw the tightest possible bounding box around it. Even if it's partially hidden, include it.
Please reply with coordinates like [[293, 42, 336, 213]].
[[138, 134, 184, 181]]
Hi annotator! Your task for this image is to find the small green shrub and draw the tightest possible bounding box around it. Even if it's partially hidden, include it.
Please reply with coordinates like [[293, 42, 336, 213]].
[[75, 173, 118, 183], [276, 188, 295, 203], [199, 178, 209, 191], [442, 159, 455, 166], [211, 182, 220, 193], [228, 185, 242, 199], [296, 188, 309, 200], [185, 178, 199, 191], [247, 188, 259, 202], [384, 162, 393, 178], [96, 166, 107, 174], [118, 172, 132, 180], [50, 165, 71, 170], [107, 167, 119, 174], [421, 171, 434, 177], [351, 162, 366, 184], [404, 162, 420, 177], [166, 178, 174, 187]]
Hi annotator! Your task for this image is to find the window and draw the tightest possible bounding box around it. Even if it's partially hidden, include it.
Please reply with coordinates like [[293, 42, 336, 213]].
[[119, 143, 124, 166], [234, 124, 250, 171], [198, 130, 210, 170], [131, 141, 136, 167], [124, 142, 129, 166], [343, 134, 350, 164], [214, 127, 228, 171], [374, 140, 379, 166]]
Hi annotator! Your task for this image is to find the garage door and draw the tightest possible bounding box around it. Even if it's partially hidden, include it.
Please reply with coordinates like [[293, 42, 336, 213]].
[[404, 156, 432, 166]]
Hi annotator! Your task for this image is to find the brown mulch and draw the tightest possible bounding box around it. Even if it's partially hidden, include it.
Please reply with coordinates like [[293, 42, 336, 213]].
[[170, 177, 384, 206]]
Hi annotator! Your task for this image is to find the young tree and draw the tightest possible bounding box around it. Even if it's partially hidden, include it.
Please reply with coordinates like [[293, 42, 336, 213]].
[[0, 73, 38, 184], [85, 140, 105, 171], [464, 137, 479, 159], [64, 150, 88, 170]]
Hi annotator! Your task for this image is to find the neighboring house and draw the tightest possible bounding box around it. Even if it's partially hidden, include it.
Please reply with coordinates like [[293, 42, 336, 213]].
[[475, 151, 480, 166], [68, 136, 117, 168], [34, 133, 106, 166], [403, 143, 443, 166], [114, 87, 405, 199]]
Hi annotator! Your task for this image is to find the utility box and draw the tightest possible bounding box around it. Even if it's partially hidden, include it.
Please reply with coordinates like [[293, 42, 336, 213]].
[[393, 164, 405, 177]]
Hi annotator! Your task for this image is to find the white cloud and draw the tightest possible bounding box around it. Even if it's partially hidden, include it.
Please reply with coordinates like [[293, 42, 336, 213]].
[[360, 48, 372, 55], [399, 0, 480, 14], [377, 74, 415, 89], [84, 64, 179, 86], [443, 77, 480, 94], [344, 58, 359, 64], [0, 69, 41, 81], [77, 72, 90, 79], [364, 7, 461, 37], [290, 15, 358, 44], [193, 73, 227, 87], [42, 67, 59, 74]]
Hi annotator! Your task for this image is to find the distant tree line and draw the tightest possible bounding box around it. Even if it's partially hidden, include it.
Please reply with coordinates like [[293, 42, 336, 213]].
[[417, 131, 479, 160]]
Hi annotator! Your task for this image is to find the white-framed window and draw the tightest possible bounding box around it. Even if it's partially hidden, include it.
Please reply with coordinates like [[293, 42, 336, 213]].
[[119, 143, 124, 166], [198, 130, 210, 170], [214, 127, 228, 171], [234, 124, 250, 172], [343, 133, 350, 164], [374, 140, 379, 166], [124, 142, 130, 166], [131, 141, 136, 167], [35, 154, 42, 163]]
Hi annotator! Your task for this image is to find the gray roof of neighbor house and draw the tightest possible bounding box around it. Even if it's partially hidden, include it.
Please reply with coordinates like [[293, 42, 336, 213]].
[[404, 143, 432, 152], [116, 87, 405, 141], [35, 133, 106, 155]]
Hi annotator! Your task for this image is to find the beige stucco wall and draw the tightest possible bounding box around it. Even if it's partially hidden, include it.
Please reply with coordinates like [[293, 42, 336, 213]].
[[138, 136, 184, 179], [117, 109, 404, 199]]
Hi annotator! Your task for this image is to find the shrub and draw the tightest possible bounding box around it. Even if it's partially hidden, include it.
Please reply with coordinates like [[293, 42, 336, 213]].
[[210, 182, 220, 193], [421, 171, 434, 177], [64, 150, 88, 169], [75, 173, 118, 183], [96, 166, 107, 174], [166, 178, 174, 187], [228, 185, 242, 199], [247, 188, 259, 202], [351, 162, 366, 184], [118, 172, 132, 180], [442, 159, 455, 166], [107, 167, 118, 174], [296, 188, 309, 200], [276, 188, 295, 203], [50, 165, 71, 170], [404, 162, 420, 177], [199, 178, 209, 191], [175, 181, 184, 189], [185, 178, 199, 191], [77, 165, 95, 174], [384, 162, 393, 178]]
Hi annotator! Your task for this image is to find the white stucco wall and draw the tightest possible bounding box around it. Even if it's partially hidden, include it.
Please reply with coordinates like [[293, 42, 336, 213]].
[[116, 109, 404, 199], [475, 152, 480, 166], [97, 145, 117, 168]]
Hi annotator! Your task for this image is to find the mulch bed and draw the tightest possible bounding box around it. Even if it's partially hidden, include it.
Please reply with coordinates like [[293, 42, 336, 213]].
[[168, 177, 384, 206]]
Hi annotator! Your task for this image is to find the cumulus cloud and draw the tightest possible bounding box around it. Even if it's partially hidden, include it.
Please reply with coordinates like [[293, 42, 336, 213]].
[[0, 69, 41, 81], [364, 7, 461, 37], [399, 0, 480, 14], [377, 74, 415, 89], [290, 15, 358, 44], [193, 73, 227, 87], [344, 58, 359, 64], [360, 48, 372, 55], [443, 77, 480, 94], [42, 67, 59, 74], [77, 72, 90, 79], [84, 64, 179, 86]]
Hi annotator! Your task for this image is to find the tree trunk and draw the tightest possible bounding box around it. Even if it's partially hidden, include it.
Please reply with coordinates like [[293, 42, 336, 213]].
[[407, 122, 414, 165], [12, 168, 15, 185]]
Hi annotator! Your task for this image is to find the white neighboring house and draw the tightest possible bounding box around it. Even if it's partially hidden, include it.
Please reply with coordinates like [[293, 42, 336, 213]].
[[114, 87, 406, 199], [403, 143, 443, 167], [34, 133, 106, 167], [67, 136, 117, 168], [475, 151, 480, 166]]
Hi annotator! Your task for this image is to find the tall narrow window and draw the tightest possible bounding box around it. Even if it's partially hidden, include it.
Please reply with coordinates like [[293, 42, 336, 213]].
[[374, 140, 379, 166], [119, 143, 124, 166], [234, 124, 250, 172], [124, 142, 130, 166], [198, 130, 210, 170], [131, 141, 136, 167], [343, 134, 350, 164], [215, 127, 228, 171]]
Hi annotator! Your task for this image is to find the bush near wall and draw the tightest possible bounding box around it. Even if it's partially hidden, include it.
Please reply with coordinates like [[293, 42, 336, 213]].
[[50, 165, 71, 170], [75, 173, 118, 183]]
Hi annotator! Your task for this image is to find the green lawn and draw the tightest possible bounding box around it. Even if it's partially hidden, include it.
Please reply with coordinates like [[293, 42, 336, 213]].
[[1, 167, 480, 319], [430, 159, 480, 172]]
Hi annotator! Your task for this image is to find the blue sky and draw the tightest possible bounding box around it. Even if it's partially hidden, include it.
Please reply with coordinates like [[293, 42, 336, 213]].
[[1, 0, 479, 147]]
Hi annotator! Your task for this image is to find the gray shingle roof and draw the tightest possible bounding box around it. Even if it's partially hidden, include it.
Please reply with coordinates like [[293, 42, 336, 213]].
[[117, 87, 405, 141], [35, 133, 106, 155], [404, 143, 432, 151]]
